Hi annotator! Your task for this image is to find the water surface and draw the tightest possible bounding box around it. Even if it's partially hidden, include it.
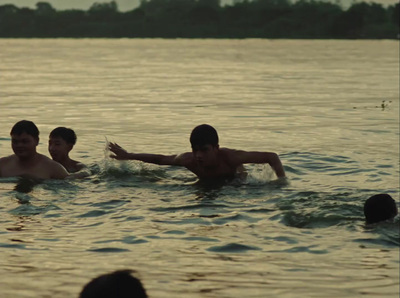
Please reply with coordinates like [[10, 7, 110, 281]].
[[0, 39, 399, 298]]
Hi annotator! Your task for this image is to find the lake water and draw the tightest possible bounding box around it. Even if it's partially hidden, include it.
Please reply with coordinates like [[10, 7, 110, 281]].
[[0, 39, 399, 298]]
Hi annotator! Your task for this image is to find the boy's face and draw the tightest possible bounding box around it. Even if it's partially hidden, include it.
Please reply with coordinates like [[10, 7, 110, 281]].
[[11, 132, 38, 159], [48, 136, 72, 161], [192, 144, 219, 167]]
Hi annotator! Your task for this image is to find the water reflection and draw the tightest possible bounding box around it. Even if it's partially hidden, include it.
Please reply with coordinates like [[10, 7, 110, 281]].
[[0, 39, 398, 298], [13, 176, 42, 194]]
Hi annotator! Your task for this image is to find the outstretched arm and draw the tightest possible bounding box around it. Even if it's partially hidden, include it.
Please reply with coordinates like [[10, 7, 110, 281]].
[[108, 142, 183, 166], [229, 149, 286, 178]]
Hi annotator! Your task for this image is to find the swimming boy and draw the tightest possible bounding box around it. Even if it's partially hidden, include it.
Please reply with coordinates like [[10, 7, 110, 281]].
[[0, 120, 69, 179], [48, 127, 86, 173], [364, 194, 398, 224], [109, 124, 286, 180]]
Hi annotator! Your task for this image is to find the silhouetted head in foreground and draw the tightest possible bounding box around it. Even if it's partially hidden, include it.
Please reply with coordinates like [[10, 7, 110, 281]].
[[79, 270, 148, 298], [364, 194, 398, 224]]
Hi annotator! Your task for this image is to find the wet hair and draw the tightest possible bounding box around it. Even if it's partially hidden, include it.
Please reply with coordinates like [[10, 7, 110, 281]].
[[49, 127, 77, 145], [364, 194, 398, 224], [190, 124, 219, 149], [79, 269, 148, 298], [10, 120, 39, 139]]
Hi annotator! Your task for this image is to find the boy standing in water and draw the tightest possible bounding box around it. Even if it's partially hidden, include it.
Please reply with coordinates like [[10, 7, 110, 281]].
[[0, 120, 69, 179], [108, 124, 286, 180], [48, 127, 86, 173]]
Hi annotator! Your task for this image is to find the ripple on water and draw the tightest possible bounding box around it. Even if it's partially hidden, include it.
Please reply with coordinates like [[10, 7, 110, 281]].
[[283, 152, 361, 175], [243, 207, 276, 214], [163, 230, 186, 235], [211, 213, 262, 225], [356, 219, 400, 247], [268, 245, 329, 254], [77, 210, 111, 218], [276, 191, 365, 229], [207, 242, 262, 253], [0, 242, 27, 249], [91, 199, 131, 208], [264, 235, 299, 245], [125, 216, 145, 221], [183, 236, 220, 242], [93, 236, 148, 245], [149, 203, 230, 212], [8, 203, 60, 217], [121, 236, 149, 244], [87, 247, 131, 253], [152, 217, 211, 225], [160, 230, 219, 242]]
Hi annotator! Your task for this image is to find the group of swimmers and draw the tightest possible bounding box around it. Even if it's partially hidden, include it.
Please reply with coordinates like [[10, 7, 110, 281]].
[[0, 120, 397, 224], [0, 120, 86, 179], [0, 120, 286, 180]]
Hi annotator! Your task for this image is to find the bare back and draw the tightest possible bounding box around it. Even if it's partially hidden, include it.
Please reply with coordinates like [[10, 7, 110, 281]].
[[179, 149, 243, 180]]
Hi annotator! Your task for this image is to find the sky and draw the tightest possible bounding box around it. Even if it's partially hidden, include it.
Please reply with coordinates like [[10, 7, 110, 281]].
[[0, 0, 397, 11]]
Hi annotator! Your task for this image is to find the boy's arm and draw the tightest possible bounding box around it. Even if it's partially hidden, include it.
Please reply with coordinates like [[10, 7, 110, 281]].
[[66, 164, 91, 179], [229, 149, 286, 178], [66, 169, 91, 179], [109, 142, 188, 166], [51, 162, 70, 179], [75, 162, 87, 172]]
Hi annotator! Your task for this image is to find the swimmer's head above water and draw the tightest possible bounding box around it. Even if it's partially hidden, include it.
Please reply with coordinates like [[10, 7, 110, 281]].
[[364, 193, 398, 224]]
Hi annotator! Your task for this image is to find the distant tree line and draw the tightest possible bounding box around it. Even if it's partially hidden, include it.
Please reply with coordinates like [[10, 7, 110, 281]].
[[0, 0, 398, 38]]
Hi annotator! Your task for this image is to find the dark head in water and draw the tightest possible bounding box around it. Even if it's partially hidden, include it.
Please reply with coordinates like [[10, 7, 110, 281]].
[[190, 124, 219, 150], [79, 269, 148, 298], [363, 194, 398, 224]]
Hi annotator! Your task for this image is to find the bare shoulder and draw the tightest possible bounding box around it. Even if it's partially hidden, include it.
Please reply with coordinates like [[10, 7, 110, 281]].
[[175, 152, 194, 166], [0, 155, 17, 173], [219, 147, 276, 165], [38, 154, 69, 175], [38, 153, 59, 165], [220, 147, 243, 155], [219, 147, 244, 162], [0, 156, 12, 176], [0, 155, 15, 164]]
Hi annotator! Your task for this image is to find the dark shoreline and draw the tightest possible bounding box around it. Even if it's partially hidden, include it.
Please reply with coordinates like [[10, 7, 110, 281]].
[[0, 0, 398, 39]]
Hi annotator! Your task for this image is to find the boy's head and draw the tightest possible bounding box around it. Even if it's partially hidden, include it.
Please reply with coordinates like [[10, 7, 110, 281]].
[[79, 269, 148, 298], [190, 124, 219, 150], [364, 194, 398, 224], [49, 127, 77, 145], [10, 120, 40, 159], [10, 120, 39, 139], [190, 124, 220, 167], [48, 127, 77, 161]]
